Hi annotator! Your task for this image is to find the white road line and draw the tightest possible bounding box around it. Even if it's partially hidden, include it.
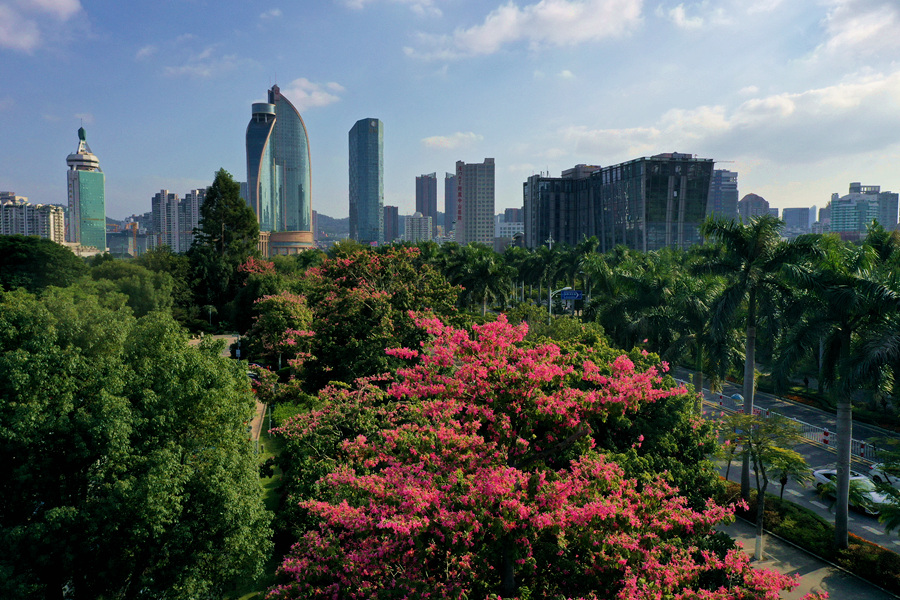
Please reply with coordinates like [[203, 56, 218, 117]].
[[862, 526, 884, 536], [809, 501, 829, 509], [786, 489, 802, 497]]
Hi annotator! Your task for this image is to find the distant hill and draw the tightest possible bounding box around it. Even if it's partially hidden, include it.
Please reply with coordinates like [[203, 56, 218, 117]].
[[316, 213, 349, 239]]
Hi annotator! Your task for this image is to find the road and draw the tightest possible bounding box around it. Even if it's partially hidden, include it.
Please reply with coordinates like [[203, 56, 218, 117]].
[[674, 369, 900, 548]]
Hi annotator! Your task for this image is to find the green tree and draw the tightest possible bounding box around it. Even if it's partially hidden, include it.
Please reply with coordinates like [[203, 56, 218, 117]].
[[189, 168, 259, 316], [90, 259, 175, 317], [0, 235, 88, 292], [446, 243, 515, 316], [0, 288, 271, 599], [720, 412, 807, 559], [135, 245, 194, 323], [699, 215, 820, 502]]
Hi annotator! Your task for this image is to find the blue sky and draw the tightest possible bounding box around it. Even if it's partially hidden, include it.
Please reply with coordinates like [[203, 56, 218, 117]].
[[2, 0, 900, 220]]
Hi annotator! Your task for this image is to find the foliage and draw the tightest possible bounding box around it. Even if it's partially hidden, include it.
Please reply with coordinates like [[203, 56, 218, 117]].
[[243, 291, 315, 371], [135, 245, 194, 323], [0, 288, 271, 599], [270, 316, 808, 599], [297, 246, 461, 390], [0, 234, 88, 292], [90, 258, 175, 317]]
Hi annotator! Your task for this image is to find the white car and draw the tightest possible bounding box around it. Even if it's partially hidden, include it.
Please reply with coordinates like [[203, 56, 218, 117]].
[[869, 463, 900, 488], [812, 468, 887, 516]]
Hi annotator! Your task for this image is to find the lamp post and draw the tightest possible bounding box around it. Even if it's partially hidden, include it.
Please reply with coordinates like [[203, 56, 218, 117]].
[[548, 286, 572, 325]]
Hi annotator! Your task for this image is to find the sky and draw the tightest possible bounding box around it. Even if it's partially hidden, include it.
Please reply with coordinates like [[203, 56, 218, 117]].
[[2, 0, 900, 221]]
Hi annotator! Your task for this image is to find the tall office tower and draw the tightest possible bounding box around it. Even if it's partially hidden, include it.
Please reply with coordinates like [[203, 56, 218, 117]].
[[782, 207, 812, 234], [179, 188, 205, 251], [444, 173, 457, 234], [846, 182, 899, 230], [504, 207, 523, 223], [738, 193, 770, 221], [405, 212, 432, 242], [151, 190, 181, 251], [245, 85, 314, 255], [455, 158, 495, 245], [707, 169, 739, 219], [66, 127, 106, 250], [524, 153, 714, 252], [383, 205, 399, 243], [416, 172, 438, 237], [349, 118, 384, 245], [1, 196, 65, 243]]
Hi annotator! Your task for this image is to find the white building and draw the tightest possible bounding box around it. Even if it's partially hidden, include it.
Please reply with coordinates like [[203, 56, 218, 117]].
[[455, 158, 495, 245], [405, 211, 432, 243], [1, 196, 66, 244]]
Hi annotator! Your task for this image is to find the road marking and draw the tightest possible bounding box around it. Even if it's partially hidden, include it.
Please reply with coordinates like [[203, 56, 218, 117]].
[[863, 526, 884, 536], [809, 501, 829, 509], [786, 489, 802, 497]]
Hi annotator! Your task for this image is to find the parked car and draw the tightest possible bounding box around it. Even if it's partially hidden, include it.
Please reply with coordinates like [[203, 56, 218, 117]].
[[869, 463, 900, 488], [812, 468, 887, 515]]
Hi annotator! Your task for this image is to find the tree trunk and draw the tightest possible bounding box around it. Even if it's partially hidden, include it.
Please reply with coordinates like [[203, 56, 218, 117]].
[[835, 397, 852, 549], [741, 289, 757, 502], [755, 479, 767, 560], [500, 539, 516, 597], [694, 346, 705, 415]]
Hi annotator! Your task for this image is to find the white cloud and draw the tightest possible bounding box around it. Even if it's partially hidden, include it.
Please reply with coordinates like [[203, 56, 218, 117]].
[[558, 69, 575, 79], [563, 70, 900, 165], [135, 45, 157, 60], [280, 78, 344, 110], [738, 85, 759, 95], [260, 8, 282, 19], [0, 0, 81, 52], [421, 131, 484, 149], [342, 0, 442, 17], [406, 0, 643, 59], [816, 0, 900, 58], [659, 3, 703, 29], [163, 45, 242, 78]]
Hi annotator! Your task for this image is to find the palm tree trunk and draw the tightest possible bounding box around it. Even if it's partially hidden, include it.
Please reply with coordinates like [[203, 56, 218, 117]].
[[835, 330, 853, 549], [741, 290, 758, 502], [694, 346, 705, 415]]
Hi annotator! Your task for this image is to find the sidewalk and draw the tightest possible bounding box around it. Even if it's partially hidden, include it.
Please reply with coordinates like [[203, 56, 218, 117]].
[[719, 518, 898, 599]]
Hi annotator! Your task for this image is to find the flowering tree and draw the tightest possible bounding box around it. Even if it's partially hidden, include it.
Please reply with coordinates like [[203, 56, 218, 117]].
[[271, 316, 819, 599], [244, 291, 314, 370]]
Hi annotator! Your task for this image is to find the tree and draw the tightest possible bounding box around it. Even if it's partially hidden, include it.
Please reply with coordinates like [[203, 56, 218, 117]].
[[270, 316, 815, 599], [189, 168, 260, 314], [0, 288, 271, 599], [776, 232, 899, 548], [720, 412, 807, 559], [135, 245, 194, 324], [243, 290, 314, 369], [445, 243, 515, 316], [699, 215, 820, 502], [0, 235, 88, 292], [90, 259, 175, 317]]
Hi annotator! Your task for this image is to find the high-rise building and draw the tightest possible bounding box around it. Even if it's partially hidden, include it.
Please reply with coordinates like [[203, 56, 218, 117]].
[[416, 173, 438, 237], [384, 205, 399, 243], [179, 188, 205, 251], [707, 170, 739, 219], [66, 127, 106, 250], [151, 190, 180, 251], [455, 158, 495, 245], [524, 153, 713, 252], [1, 196, 65, 243], [738, 194, 770, 221], [444, 173, 457, 234], [349, 118, 384, 245], [405, 212, 432, 243], [245, 85, 314, 255], [782, 207, 812, 234]]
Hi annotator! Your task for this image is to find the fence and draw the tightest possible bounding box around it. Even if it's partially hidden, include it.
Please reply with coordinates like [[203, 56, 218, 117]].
[[676, 381, 881, 462]]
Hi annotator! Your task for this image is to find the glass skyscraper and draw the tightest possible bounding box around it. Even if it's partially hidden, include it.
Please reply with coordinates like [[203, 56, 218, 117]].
[[245, 85, 313, 254], [349, 118, 384, 245], [66, 127, 106, 250]]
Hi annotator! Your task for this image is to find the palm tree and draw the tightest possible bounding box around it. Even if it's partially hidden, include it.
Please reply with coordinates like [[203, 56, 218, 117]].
[[698, 215, 820, 503], [445, 244, 515, 317], [777, 232, 899, 548]]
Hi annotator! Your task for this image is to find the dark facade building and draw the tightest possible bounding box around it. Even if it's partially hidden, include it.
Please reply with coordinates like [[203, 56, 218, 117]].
[[349, 118, 384, 245], [383, 205, 399, 243], [416, 172, 437, 237], [707, 169, 738, 219], [524, 154, 714, 252], [738, 193, 770, 221], [444, 172, 457, 234]]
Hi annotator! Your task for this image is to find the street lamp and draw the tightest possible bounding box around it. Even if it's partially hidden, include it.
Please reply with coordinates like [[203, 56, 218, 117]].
[[548, 286, 572, 325]]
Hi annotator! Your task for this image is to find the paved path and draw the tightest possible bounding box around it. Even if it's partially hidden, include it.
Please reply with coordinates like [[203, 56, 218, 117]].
[[719, 517, 898, 599]]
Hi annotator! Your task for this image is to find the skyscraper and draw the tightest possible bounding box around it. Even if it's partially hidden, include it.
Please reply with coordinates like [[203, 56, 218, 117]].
[[416, 172, 437, 236], [444, 172, 457, 234], [349, 118, 384, 245], [455, 158, 495, 245], [151, 190, 180, 251], [384, 205, 399, 243], [66, 127, 106, 250], [707, 169, 739, 219], [738, 194, 770, 221], [245, 85, 314, 255]]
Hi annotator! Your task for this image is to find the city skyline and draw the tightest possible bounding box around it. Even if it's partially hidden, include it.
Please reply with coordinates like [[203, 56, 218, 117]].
[[3, 1, 900, 220]]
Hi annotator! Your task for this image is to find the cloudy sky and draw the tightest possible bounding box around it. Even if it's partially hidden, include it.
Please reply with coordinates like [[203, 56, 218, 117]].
[[2, 0, 900, 220]]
